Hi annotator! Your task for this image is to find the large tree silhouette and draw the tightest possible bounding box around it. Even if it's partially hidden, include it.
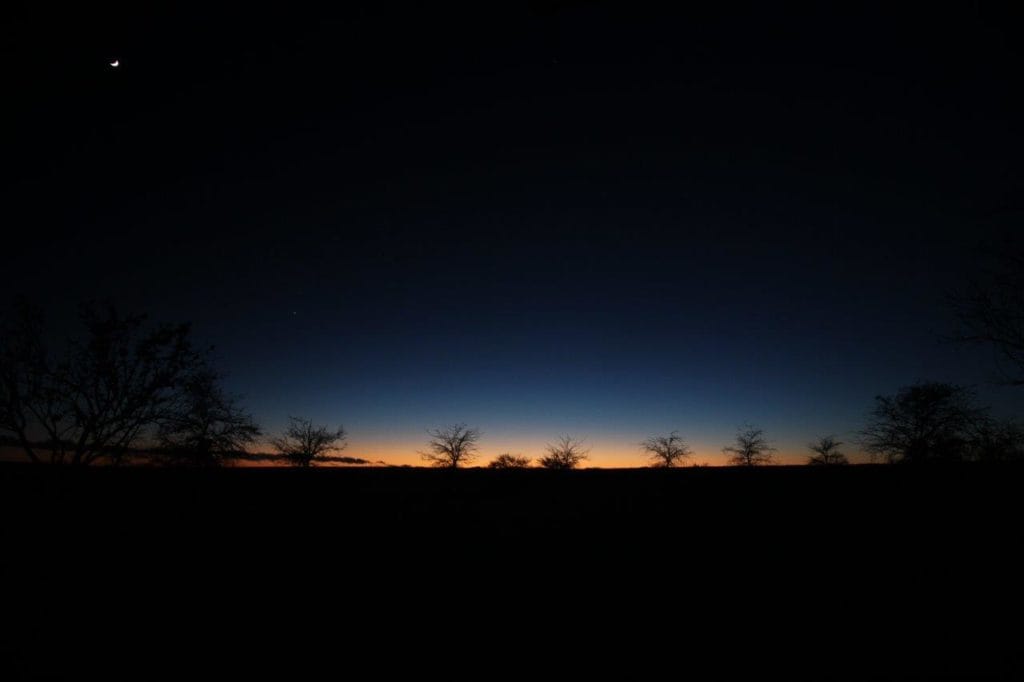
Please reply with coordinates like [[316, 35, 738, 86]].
[[723, 425, 775, 466], [0, 302, 204, 465], [641, 431, 693, 467], [157, 369, 261, 466], [420, 423, 481, 468], [538, 435, 590, 469], [860, 382, 985, 463], [271, 417, 347, 467]]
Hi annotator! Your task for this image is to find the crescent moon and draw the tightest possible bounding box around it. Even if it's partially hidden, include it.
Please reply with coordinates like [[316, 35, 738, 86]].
[[109, 60, 119, 67]]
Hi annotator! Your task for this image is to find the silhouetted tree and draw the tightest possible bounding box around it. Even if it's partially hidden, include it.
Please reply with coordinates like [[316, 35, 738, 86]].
[[538, 435, 590, 469], [860, 382, 985, 463], [0, 301, 204, 465], [271, 416, 347, 467], [488, 453, 532, 468], [807, 435, 848, 465], [723, 425, 775, 466], [641, 431, 693, 467], [420, 423, 480, 468], [157, 369, 261, 466], [0, 301, 46, 463], [970, 418, 1024, 462], [952, 246, 1024, 385]]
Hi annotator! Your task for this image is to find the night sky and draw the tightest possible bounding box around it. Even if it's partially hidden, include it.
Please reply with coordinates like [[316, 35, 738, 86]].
[[5, 3, 1024, 465]]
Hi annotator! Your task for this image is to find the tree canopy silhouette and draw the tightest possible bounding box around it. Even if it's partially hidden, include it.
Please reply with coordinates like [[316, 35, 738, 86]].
[[271, 417, 347, 467], [157, 369, 261, 466], [0, 301, 45, 463], [641, 431, 693, 467], [488, 453, 531, 468], [952, 245, 1024, 386], [723, 425, 775, 466], [971, 418, 1024, 462], [860, 382, 985, 463], [0, 301, 206, 465], [538, 435, 590, 469], [420, 423, 480, 468], [807, 436, 848, 465]]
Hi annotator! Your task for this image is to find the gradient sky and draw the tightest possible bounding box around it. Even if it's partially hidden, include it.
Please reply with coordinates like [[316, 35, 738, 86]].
[[4, 3, 1024, 465]]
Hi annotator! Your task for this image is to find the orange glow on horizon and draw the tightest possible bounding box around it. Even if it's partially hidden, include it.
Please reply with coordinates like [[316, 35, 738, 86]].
[[242, 436, 870, 468], [0, 440, 870, 467]]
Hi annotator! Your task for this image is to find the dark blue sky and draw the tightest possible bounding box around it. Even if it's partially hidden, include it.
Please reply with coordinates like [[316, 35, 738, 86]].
[[4, 3, 1024, 464]]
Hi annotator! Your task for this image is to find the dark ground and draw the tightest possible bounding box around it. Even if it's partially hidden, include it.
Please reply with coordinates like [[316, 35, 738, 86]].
[[3, 464, 1021, 679]]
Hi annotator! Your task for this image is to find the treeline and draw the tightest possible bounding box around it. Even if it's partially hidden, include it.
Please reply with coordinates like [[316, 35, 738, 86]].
[[418, 390, 1024, 469], [2, 235, 1023, 470], [0, 302, 260, 466]]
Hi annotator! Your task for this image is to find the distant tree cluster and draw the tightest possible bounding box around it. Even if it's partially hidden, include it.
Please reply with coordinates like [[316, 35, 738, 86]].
[[860, 382, 1022, 463], [437, 433, 591, 469]]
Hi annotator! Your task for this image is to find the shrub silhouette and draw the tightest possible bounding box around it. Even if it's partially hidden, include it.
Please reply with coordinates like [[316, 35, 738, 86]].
[[488, 453, 531, 468], [538, 435, 589, 469]]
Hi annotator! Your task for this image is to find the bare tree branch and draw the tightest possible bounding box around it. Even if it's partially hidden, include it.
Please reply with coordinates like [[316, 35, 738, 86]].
[[1, 301, 207, 465], [271, 416, 347, 467], [950, 245, 1024, 386], [538, 435, 590, 469], [420, 424, 481, 468], [641, 431, 694, 467], [806, 435, 848, 465], [723, 425, 775, 466], [157, 368, 261, 466], [859, 382, 987, 463]]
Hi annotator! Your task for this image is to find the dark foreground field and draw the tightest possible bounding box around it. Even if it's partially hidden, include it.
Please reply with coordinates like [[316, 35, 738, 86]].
[[3, 464, 1022, 679]]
